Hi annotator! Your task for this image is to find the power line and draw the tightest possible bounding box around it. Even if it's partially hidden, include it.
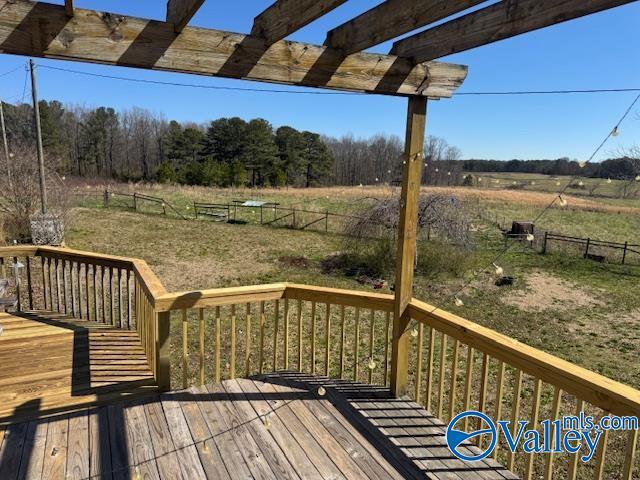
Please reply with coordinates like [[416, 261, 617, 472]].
[[38, 64, 640, 97]]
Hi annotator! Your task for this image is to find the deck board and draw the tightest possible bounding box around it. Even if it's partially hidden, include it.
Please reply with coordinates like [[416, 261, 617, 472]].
[[0, 311, 157, 424], [0, 366, 518, 479]]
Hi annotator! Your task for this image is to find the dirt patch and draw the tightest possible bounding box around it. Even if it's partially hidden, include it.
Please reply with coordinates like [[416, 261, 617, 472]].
[[278, 256, 311, 269], [503, 271, 605, 312]]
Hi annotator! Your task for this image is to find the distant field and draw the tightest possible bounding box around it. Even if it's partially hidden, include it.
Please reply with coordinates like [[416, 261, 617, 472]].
[[67, 181, 640, 392]]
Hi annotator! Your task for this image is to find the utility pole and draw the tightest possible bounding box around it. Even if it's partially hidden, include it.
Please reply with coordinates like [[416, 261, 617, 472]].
[[30, 59, 47, 215], [0, 98, 11, 185]]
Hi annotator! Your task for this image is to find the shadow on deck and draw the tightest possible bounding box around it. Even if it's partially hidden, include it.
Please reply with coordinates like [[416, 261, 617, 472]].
[[0, 370, 518, 479], [0, 310, 157, 425]]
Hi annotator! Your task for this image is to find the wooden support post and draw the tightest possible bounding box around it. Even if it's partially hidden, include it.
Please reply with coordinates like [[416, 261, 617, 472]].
[[622, 241, 628, 264], [156, 311, 171, 391], [584, 238, 591, 258], [391, 96, 427, 398], [542, 231, 548, 254]]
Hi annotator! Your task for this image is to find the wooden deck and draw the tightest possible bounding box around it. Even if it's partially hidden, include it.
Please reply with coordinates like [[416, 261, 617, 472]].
[[0, 311, 157, 424], [0, 371, 517, 479]]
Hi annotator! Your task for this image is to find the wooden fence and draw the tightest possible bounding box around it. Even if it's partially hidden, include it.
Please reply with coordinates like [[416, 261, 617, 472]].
[[542, 232, 640, 265]]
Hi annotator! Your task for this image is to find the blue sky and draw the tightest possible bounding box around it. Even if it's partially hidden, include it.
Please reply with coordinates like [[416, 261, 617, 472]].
[[0, 0, 638, 160]]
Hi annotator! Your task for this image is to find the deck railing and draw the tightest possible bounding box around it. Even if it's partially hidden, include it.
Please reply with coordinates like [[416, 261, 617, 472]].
[[1, 245, 639, 479]]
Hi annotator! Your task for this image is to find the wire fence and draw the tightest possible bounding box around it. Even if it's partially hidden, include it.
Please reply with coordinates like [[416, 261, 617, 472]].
[[541, 232, 640, 265]]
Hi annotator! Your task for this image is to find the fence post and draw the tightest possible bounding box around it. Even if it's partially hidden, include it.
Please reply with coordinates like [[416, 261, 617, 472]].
[[325, 210, 329, 232], [584, 238, 591, 258], [133, 193, 137, 211], [103, 190, 109, 208], [156, 310, 171, 391], [542, 231, 548, 254], [292, 208, 296, 228], [622, 241, 628, 265], [260, 205, 263, 224], [194, 202, 198, 219]]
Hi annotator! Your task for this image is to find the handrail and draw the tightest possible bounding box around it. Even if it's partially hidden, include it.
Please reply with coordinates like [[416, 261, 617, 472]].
[[409, 298, 640, 417], [154, 283, 287, 311]]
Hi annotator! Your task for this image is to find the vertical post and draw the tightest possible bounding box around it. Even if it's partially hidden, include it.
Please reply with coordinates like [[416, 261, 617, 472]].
[[156, 310, 171, 391], [622, 241, 628, 265], [30, 59, 47, 215], [542, 231, 548, 254], [391, 96, 427, 398], [584, 238, 591, 258], [0, 99, 11, 184], [103, 190, 109, 208]]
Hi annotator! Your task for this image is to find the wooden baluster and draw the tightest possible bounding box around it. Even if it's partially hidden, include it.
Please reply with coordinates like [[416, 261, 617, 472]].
[[230, 304, 237, 379], [26, 257, 33, 310], [182, 309, 188, 388], [491, 361, 505, 458], [339, 305, 346, 378], [477, 353, 490, 446], [62, 259, 69, 314], [424, 326, 435, 412], [507, 369, 523, 471], [101, 266, 107, 323], [543, 386, 562, 479], [448, 339, 460, 422], [353, 306, 360, 381], [258, 302, 265, 375], [12, 257, 21, 311], [127, 270, 132, 328], [622, 429, 638, 480], [593, 416, 610, 480], [85, 263, 89, 320], [70, 261, 76, 317], [524, 378, 543, 480], [324, 304, 331, 376], [310, 301, 317, 375], [297, 299, 303, 372], [117, 268, 123, 327], [383, 311, 391, 386], [283, 299, 290, 370], [55, 258, 61, 313], [109, 267, 114, 325], [215, 306, 222, 382], [414, 323, 424, 402], [367, 309, 374, 384], [78, 263, 84, 319], [566, 399, 584, 480], [41, 257, 48, 310], [462, 346, 474, 431], [199, 308, 205, 385], [93, 265, 98, 322], [437, 332, 448, 419], [245, 303, 252, 377], [272, 300, 279, 372]]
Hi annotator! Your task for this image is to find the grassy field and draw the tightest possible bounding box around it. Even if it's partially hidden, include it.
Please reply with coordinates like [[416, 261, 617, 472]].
[[67, 181, 640, 392]]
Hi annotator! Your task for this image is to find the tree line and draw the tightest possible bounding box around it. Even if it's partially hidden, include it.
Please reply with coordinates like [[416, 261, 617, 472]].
[[2, 99, 470, 188]]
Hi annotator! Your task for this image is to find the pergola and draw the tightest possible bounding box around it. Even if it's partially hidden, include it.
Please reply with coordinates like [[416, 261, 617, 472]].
[[0, 0, 635, 402]]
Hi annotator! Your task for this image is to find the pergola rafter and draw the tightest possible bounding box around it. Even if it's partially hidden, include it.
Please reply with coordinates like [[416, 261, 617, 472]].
[[252, 0, 348, 45], [166, 0, 206, 33], [391, 0, 637, 62], [0, 1, 466, 98], [324, 0, 485, 55]]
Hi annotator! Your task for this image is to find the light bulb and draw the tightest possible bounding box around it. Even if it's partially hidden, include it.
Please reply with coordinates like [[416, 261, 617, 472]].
[[454, 297, 464, 307], [317, 386, 326, 396], [435, 168, 439, 173], [367, 358, 376, 370], [263, 415, 272, 429], [636, 176, 640, 182], [579, 161, 587, 169], [578, 181, 584, 187], [607, 178, 612, 184], [424, 163, 428, 167], [375, 177, 379, 182], [531, 181, 536, 185], [410, 327, 419, 338], [133, 467, 142, 480], [558, 196, 568, 207], [478, 178, 482, 182], [447, 171, 451, 176], [402, 161, 406, 165], [526, 233, 535, 242], [556, 181, 561, 186], [203, 443, 210, 453], [611, 126, 619, 137], [387, 170, 391, 174], [512, 181, 517, 185], [493, 263, 504, 276]]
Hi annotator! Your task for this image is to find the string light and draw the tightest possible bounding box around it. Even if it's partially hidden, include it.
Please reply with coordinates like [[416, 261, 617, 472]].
[[611, 126, 619, 137], [454, 297, 464, 307], [607, 178, 613, 184], [578, 161, 587, 168], [434, 168, 439, 173], [636, 176, 640, 182], [578, 180, 584, 187], [262, 415, 272, 429], [132, 467, 142, 480], [558, 195, 568, 207], [317, 386, 326, 396], [410, 327, 419, 337], [367, 358, 376, 370], [493, 263, 504, 276], [526, 233, 535, 242], [556, 181, 561, 186]]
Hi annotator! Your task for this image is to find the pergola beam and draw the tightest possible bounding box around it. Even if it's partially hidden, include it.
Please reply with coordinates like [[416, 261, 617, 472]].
[[166, 0, 206, 33], [0, 1, 467, 98], [391, 0, 638, 62], [252, 0, 348, 45], [325, 0, 485, 55]]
